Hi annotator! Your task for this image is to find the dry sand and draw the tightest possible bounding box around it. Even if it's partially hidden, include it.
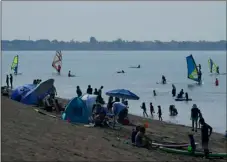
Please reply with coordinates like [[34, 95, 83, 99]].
[[2, 96, 226, 161]]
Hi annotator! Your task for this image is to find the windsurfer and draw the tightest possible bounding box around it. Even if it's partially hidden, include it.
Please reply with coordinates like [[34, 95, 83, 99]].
[[197, 64, 201, 71], [216, 66, 219, 74], [198, 69, 202, 84], [57, 65, 61, 74], [161, 75, 166, 84]]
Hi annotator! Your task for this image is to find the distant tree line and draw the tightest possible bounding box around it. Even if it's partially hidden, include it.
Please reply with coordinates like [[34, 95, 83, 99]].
[[1, 37, 227, 51]]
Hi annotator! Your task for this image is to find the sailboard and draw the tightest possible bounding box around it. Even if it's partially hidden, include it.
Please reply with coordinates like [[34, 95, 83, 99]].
[[52, 51, 62, 74], [186, 55, 199, 83], [208, 58, 218, 73], [11, 55, 22, 75]]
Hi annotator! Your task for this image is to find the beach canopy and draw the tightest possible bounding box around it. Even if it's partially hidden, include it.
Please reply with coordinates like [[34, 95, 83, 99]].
[[81, 94, 98, 111], [11, 84, 37, 102], [106, 89, 139, 100], [62, 97, 92, 124], [21, 79, 55, 105]]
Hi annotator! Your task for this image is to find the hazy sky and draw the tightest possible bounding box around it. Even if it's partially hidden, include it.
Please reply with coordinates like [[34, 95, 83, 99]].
[[2, 1, 226, 41]]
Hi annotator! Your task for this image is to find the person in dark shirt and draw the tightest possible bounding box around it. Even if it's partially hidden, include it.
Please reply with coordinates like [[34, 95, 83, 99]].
[[172, 84, 176, 97], [161, 75, 166, 84], [198, 69, 202, 84], [9, 74, 13, 89], [98, 86, 104, 96], [185, 92, 189, 101], [131, 125, 141, 144], [157, 105, 163, 121], [86, 85, 93, 94], [191, 104, 201, 132], [153, 90, 157, 96], [6, 75, 9, 88], [199, 118, 212, 158], [93, 88, 99, 95], [107, 96, 114, 112], [76, 86, 82, 97], [140, 102, 148, 117], [150, 102, 155, 117]]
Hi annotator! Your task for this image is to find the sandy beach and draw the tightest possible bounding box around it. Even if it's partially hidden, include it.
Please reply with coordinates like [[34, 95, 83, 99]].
[[2, 96, 226, 161]]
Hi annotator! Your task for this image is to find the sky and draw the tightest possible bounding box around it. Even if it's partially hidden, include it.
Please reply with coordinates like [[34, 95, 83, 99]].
[[1, 1, 226, 41]]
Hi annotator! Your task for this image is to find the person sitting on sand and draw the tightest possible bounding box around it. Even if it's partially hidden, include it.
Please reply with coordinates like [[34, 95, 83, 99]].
[[135, 126, 151, 149], [43, 95, 54, 112], [131, 125, 141, 144], [157, 105, 163, 121], [53, 99, 64, 113], [140, 102, 148, 118]]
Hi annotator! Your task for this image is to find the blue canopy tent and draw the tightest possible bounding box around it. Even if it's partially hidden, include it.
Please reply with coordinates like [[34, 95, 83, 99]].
[[106, 89, 140, 100], [11, 84, 36, 102], [62, 97, 91, 124], [21, 79, 54, 105]]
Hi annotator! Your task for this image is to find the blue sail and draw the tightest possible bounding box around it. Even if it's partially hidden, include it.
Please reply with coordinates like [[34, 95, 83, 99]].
[[186, 55, 199, 82]]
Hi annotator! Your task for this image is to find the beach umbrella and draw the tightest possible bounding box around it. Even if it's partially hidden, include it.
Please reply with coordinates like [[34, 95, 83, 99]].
[[106, 89, 139, 100]]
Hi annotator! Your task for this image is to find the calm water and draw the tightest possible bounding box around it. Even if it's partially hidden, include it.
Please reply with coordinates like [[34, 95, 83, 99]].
[[2, 51, 226, 133]]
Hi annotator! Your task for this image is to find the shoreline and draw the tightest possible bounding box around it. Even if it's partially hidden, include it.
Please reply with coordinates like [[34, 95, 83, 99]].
[[2, 96, 226, 161], [57, 96, 224, 135]]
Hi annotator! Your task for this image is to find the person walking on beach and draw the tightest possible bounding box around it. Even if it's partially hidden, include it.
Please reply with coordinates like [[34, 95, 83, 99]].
[[199, 118, 212, 158], [141, 102, 148, 117], [6, 75, 9, 88], [149, 102, 155, 117], [157, 105, 163, 121], [76, 86, 82, 97], [191, 104, 201, 132], [9, 74, 13, 89]]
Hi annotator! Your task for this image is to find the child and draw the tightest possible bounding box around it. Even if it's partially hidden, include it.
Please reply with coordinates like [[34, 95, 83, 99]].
[[131, 125, 141, 144], [157, 105, 163, 121], [135, 126, 151, 149], [141, 102, 148, 117], [150, 102, 155, 117]]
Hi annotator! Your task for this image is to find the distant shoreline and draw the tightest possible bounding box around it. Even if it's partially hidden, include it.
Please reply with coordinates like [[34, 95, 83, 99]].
[[2, 39, 226, 51]]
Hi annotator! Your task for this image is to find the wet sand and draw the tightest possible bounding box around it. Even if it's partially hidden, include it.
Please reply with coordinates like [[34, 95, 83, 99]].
[[2, 96, 226, 161]]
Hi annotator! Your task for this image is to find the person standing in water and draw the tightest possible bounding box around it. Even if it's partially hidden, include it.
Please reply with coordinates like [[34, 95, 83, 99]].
[[216, 66, 219, 74], [140, 102, 148, 117], [68, 70, 71, 77], [199, 118, 212, 158], [172, 84, 176, 97], [215, 78, 219, 86], [76, 86, 82, 97], [6, 75, 9, 88], [149, 102, 155, 117], [157, 105, 163, 121], [9, 74, 13, 89], [161, 75, 166, 84], [57, 64, 61, 74]]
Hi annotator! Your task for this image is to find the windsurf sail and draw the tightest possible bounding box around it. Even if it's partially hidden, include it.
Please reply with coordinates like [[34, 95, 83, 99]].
[[52, 51, 62, 73], [11, 55, 19, 74], [208, 58, 218, 73], [186, 55, 199, 82]]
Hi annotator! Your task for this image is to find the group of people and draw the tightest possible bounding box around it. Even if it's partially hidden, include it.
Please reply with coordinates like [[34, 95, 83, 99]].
[[6, 74, 13, 89], [33, 79, 42, 85], [140, 102, 163, 121]]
